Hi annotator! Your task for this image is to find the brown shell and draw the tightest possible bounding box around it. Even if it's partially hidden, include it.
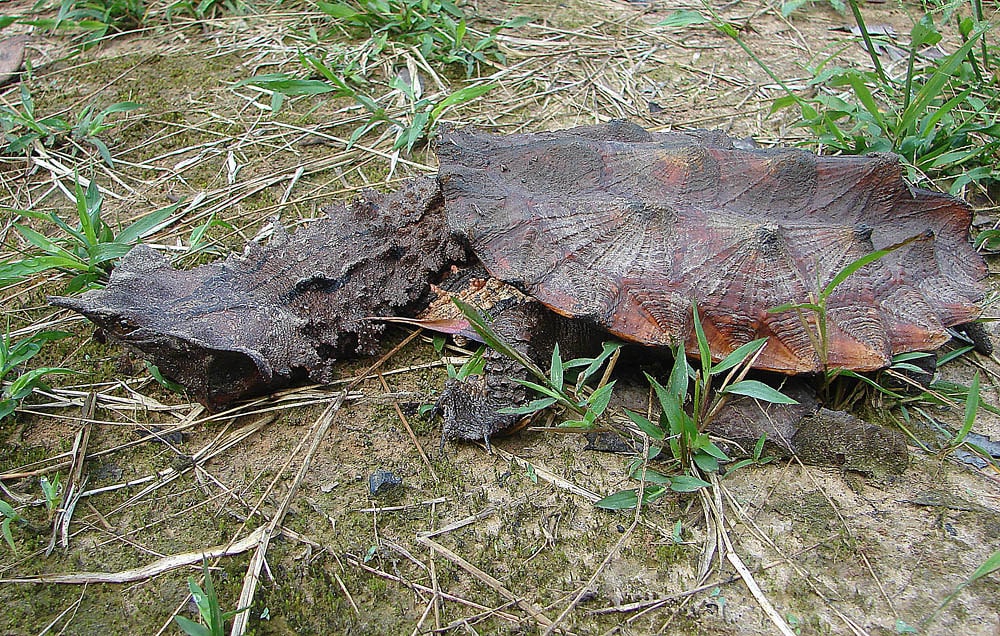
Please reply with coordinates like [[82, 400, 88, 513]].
[[437, 122, 986, 373]]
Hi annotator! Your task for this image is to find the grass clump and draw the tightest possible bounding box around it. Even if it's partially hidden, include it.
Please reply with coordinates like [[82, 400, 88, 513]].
[[238, 36, 502, 151], [670, 2, 1000, 194], [175, 559, 250, 636], [0, 330, 72, 421], [595, 306, 793, 510], [164, 0, 247, 20], [236, 0, 526, 151], [772, 1, 1000, 193], [345, 73, 496, 152], [20, 0, 147, 48], [0, 499, 27, 552], [242, 52, 496, 151], [318, 0, 528, 77], [0, 85, 141, 166], [453, 297, 623, 432], [453, 296, 792, 510], [0, 178, 179, 293]]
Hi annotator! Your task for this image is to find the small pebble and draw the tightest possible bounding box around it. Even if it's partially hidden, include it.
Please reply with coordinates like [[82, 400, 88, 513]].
[[368, 469, 403, 496]]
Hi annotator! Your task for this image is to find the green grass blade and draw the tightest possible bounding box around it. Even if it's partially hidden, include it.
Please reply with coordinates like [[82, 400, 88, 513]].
[[891, 351, 934, 364], [511, 378, 562, 400], [316, 1, 358, 19], [594, 489, 639, 510], [0, 500, 17, 519], [926, 547, 1000, 627], [822, 232, 927, 299], [769, 302, 822, 314], [429, 82, 496, 121], [692, 303, 711, 374], [115, 202, 181, 245], [667, 347, 690, 400], [846, 0, 887, 85], [575, 341, 622, 391], [903, 15, 943, 114], [646, 371, 674, 414], [628, 466, 673, 485], [587, 381, 615, 417], [42, 211, 89, 247], [937, 346, 974, 367], [626, 409, 664, 440], [99, 101, 141, 116], [902, 23, 988, 130], [6, 367, 75, 401], [0, 255, 90, 282], [2, 342, 40, 375], [146, 363, 185, 393], [498, 397, 557, 415], [966, 549, 1000, 586], [656, 10, 710, 27], [917, 86, 973, 140], [13, 224, 76, 258], [404, 110, 429, 151], [711, 339, 767, 375], [594, 485, 669, 510], [455, 347, 485, 380], [88, 242, 133, 266], [721, 380, 798, 404], [1, 516, 15, 552], [549, 343, 563, 390], [174, 616, 211, 636], [77, 180, 102, 247], [452, 298, 546, 381], [670, 475, 711, 492], [235, 74, 340, 96], [844, 72, 886, 131], [952, 372, 980, 447]]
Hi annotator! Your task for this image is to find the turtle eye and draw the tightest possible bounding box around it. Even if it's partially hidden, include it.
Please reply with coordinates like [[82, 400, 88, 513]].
[[116, 318, 137, 334]]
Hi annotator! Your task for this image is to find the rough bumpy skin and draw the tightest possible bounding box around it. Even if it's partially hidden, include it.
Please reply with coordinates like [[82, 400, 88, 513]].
[[438, 122, 987, 373], [51, 177, 468, 409], [708, 385, 908, 475]]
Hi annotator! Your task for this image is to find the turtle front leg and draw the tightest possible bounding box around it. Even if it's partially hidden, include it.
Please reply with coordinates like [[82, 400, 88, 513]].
[[435, 371, 525, 449], [434, 299, 599, 447]]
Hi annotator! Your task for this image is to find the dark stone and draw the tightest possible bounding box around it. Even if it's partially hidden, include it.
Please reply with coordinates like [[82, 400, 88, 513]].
[[368, 469, 403, 496]]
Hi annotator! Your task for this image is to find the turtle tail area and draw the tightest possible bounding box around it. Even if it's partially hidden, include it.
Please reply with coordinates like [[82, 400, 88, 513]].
[[953, 321, 994, 356]]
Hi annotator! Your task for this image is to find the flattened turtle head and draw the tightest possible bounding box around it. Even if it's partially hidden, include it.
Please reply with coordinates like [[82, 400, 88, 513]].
[[50, 245, 173, 341], [50, 245, 276, 409]]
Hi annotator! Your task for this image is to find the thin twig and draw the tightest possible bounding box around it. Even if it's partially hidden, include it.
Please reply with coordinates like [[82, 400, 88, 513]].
[[417, 535, 559, 631], [377, 371, 437, 480], [0, 526, 267, 584]]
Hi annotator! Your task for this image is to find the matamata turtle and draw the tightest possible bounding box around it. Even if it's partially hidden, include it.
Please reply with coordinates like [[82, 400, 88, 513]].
[[50, 122, 990, 460], [436, 121, 988, 374]]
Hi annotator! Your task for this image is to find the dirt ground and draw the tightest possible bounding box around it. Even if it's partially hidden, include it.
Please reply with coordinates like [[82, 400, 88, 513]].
[[1, 0, 999, 634]]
